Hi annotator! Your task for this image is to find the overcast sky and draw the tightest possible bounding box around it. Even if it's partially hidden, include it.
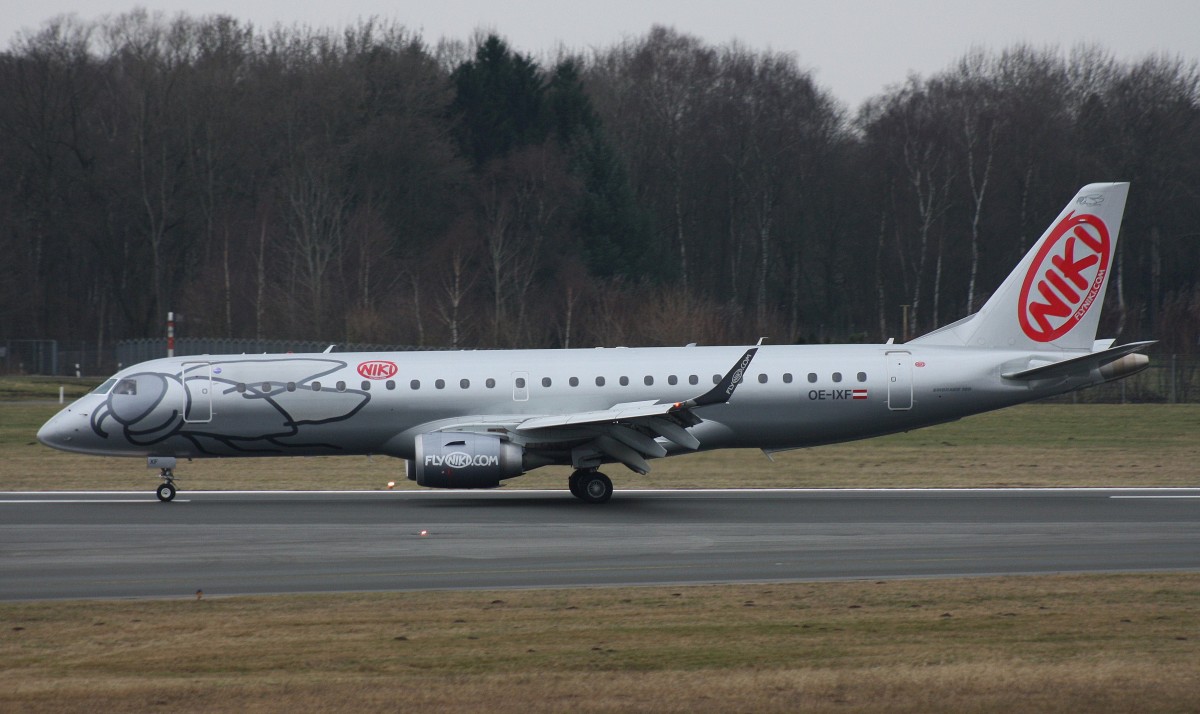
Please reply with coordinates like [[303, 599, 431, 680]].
[[3, 0, 1197, 109]]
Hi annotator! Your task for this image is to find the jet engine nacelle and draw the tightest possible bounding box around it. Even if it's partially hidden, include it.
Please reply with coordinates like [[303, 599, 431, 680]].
[[407, 432, 525, 489]]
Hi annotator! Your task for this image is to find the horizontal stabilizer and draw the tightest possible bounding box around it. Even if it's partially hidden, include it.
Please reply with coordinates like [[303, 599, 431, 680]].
[[1002, 341, 1156, 380]]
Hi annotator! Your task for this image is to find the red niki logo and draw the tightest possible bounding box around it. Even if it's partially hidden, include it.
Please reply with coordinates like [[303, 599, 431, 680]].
[[357, 360, 398, 380], [1018, 211, 1110, 342]]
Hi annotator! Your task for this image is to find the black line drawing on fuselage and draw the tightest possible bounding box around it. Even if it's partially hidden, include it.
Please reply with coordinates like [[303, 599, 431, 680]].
[[90, 358, 371, 456]]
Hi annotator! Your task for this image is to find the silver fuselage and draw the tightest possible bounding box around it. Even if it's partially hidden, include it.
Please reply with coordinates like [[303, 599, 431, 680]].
[[37, 343, 1104, 464]]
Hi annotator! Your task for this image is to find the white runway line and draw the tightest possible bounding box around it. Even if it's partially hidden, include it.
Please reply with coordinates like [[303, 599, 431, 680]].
[[1, 488, 1198, 504], [0, 499, 175, 504], [1109, 495, 1200, 499]]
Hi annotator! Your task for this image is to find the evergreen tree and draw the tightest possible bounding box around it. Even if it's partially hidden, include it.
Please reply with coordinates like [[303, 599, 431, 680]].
[[449, 35, 547, 167], [545, 58, 657, 280]]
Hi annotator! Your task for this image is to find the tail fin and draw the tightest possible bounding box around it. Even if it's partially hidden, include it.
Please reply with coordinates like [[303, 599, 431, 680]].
[[911, 182, 1129, 351]]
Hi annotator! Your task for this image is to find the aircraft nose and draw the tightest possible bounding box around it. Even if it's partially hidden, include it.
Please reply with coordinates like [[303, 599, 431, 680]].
[[37, 406, 95, 453], [37, 411, 71, 449]]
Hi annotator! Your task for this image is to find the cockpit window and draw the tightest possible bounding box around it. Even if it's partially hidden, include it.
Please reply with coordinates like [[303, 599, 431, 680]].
[[113, 379, 138, 396], [91, 378, 118, 395]]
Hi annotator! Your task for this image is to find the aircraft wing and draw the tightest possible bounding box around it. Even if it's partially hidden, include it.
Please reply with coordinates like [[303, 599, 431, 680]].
[[511, 347, 758, 473], [419, 347, 758, 475], [517, 346, 757, 428], [517, 400, 683, 430]]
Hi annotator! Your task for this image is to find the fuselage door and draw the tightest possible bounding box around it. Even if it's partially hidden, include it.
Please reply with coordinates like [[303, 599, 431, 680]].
[[181, 361, 213, 423], [512, 371, 529, 402], [886, 351, 913, 411]]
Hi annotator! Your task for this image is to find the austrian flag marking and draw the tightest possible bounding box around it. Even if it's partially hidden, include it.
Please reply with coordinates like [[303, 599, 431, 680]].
[[852, 389, 868, 400], [1017, 211, 1111, 342], [357, 360, 398, 380]]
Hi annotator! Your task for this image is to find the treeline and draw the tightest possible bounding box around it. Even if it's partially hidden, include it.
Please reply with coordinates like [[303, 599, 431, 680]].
[[2, 12, 1198, 354]]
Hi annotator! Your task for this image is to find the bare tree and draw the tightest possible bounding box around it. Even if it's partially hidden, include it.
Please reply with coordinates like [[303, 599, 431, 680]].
[[433, 222, 479, 349], [282, 161, 349, 336], [948, 53, 1002, 313]]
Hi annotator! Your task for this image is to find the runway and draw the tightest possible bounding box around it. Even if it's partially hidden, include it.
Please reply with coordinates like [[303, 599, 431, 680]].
[[2, 489, 1198, 600]]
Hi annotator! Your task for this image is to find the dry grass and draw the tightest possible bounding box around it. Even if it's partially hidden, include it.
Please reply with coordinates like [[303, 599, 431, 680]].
[[2, 574, 1198, 712], [4, 401, 1199, 490], [4, 387, 1199, 711]]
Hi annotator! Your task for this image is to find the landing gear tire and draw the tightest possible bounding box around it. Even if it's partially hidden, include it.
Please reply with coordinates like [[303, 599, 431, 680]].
[[156, 482, 176, 502], [568, 470, 585, 498], [577, 472, 613, 504], [156, 467, 177, 502]]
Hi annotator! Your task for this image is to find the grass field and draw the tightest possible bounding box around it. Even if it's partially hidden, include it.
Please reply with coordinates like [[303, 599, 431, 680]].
[[2, 574, 1198, 712], [5, 381, 1199, 711], [4, 398, 1198, 491]]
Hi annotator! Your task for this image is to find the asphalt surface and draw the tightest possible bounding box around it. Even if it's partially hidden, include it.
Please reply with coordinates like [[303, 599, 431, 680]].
[[2, 489, 1198, 600]]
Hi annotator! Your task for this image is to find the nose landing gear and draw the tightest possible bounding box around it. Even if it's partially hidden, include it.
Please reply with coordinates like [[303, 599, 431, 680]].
[[148, 457, 180, 502], [156, 468, 177, 502]]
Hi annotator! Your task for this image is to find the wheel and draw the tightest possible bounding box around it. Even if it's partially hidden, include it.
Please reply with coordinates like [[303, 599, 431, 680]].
[[578, 472, 613, 504], [156, 482, 176, 502], [568, 470, 585, 498]]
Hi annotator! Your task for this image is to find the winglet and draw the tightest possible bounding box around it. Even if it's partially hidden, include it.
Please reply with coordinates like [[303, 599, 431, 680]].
[[677, 347, 758, 409]]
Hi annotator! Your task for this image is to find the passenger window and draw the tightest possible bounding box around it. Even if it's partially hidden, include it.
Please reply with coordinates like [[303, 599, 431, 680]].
[[619, 376, 629, 386], [542, 377, 552, 387], [712, 374, 720, 384], [486, 378, 496, 388], [807, 373, 817, 383], [287, 382, 296, 392], [644, 376, 654, 386], [668, 375, 678, 385], [832, 372, 842, 383], [263, 382, 272, 392], [857, 372, 867, 382], [114, 379, 138, 396], [312, 381, 322, 392], [569, 377, 579, 387], [460, 379, 470, 389], [385, 380, 395, 390], [758, 374, 767, 384], [689, 375, 699, 386], [236, 383, 246, 394], [410, 380, 420, 390], [596, 376, 606, 387], [783, 373, 793, 384], [362, 381, 371, 391], [435, 379, 446, 389], [336, 381, 346, 392]]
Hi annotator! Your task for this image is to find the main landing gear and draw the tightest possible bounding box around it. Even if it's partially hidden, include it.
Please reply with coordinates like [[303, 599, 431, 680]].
[[568, 469, 613, 504], [156, 468, 177, 502]]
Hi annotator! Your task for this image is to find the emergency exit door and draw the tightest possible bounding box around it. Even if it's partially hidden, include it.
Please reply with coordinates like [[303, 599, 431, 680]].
[[886, 351, 913, 411], [182, 361, 213, 422]]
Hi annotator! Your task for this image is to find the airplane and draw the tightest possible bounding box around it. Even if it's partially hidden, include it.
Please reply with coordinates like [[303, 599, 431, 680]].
[[38, 182, 1154, 504]]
